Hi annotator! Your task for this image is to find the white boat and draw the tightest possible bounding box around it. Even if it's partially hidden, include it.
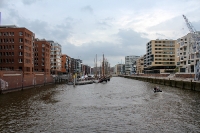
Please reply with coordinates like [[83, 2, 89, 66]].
[[93, 79, 99, 83], [68, 82, 74, 85]]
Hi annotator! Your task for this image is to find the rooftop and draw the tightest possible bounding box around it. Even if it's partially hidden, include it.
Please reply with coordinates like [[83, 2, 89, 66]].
[[0, 25, 18, 28]]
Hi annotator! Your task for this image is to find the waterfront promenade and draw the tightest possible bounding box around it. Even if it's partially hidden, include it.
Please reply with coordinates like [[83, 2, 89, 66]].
[[119, 74, 200, 91]]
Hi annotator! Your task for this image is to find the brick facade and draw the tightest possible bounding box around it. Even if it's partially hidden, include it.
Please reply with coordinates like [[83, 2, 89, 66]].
[[0, 25, 35, 74], [0, 70, 53, 91], [34, 39, 51, 75], [61, 54, 71, 74]]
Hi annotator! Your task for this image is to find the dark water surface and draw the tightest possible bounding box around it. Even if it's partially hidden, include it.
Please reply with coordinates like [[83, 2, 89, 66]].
[[0, 77, 200, 133]]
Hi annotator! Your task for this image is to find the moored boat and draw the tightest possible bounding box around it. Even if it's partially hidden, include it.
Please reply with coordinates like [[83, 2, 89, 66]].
[[153, 87, 162, 93]]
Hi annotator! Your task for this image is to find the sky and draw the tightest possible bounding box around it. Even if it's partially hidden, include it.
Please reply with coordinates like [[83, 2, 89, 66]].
[[0, 0, 200, 67]]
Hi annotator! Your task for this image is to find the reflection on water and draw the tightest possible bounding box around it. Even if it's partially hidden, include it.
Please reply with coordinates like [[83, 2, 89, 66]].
[[0, 77, 200, 133]]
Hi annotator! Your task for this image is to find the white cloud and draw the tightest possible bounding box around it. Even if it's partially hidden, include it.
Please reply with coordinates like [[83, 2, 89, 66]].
[[1, 0, 200, 66], [81, 5, 93, 14]]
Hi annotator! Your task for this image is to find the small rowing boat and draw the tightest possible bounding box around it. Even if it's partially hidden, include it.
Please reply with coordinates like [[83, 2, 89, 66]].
[[153, 87, 162, 93]]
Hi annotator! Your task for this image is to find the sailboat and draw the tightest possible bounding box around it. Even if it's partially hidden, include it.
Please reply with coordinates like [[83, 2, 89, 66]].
[[98, 54, 108, 83], [93, 54, 99, 83]]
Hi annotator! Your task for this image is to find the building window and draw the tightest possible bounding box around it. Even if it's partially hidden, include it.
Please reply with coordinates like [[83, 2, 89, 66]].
[[19, 38, 23, 43], [19, 32, 23, 36], [19, 59, 23, 63], [19, 45, 23, 49], [19, 52, 23, 56]]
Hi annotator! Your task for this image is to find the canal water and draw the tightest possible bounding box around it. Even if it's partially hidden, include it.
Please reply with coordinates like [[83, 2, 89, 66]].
[[0, 77, 200, 133]]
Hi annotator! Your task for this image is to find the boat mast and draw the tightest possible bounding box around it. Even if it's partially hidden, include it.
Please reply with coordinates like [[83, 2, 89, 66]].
[[102, 54, 105, 77], [96, 54, 97, 78], [99, 60, 101, 77], [94, 58, 95, 76], [108, 63, 110, 76]]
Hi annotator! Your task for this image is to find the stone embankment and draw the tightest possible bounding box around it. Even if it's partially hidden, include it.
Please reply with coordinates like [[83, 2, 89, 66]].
[[119, 75, 200, 91], [0, 71, 68, 94]]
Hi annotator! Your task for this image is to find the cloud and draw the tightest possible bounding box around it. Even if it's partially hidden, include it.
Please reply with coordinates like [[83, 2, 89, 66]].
[[62, 41, 121, 66], [22, 0, 39, 5], [3, 8, 74, 42], [96, 21, 111, 30], [116, 29, 149, 47], [26, 20, 73, 42], [147, 15, 189, 39], [155, 33, 167, 39], [62, 29, 149, 66], [81, 5, 93, 14], [191, 21, 200, 32], [148, 16, 183, 31], [2, 0, 200, 67], [0, 0, 7, 8]]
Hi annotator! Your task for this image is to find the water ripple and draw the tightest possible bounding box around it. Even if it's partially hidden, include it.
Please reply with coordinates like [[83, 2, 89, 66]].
[[0, 77, 200, 133]]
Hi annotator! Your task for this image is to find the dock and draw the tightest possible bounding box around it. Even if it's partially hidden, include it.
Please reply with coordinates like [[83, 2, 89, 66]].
[[67, 80, 94, 85]]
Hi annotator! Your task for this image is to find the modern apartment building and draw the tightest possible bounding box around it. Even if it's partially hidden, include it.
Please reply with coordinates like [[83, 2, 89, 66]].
[[34, 38, 51, 75], [144, 39, 178, 73], [76, 59, 82, 74], [136, 55, 144, 74], [114, 64, 125, 75], [82, 64, 91, 75], [0, 25, 35, 74], [177, 32, 200, 73], [48, 40, 62, 75], [70, 58, 82, 74], [143, 54, 147, 69], [125, 55, 140, 74]]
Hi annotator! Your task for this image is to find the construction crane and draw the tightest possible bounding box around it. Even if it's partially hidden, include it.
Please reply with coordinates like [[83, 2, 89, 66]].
[[182, 15, 200, 53], [183, 15, 200, 81]]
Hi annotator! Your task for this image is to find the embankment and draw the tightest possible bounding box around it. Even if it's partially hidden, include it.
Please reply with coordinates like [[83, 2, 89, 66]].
[[120, 75, 200, 91]]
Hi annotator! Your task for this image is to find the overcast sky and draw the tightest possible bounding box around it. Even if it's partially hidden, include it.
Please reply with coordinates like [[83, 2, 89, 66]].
[[0, 0, 200, 67]]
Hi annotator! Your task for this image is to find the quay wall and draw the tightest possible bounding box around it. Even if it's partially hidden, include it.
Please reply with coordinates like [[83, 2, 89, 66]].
[[121, 75, 200, 91], [0, 70, 54, 94]]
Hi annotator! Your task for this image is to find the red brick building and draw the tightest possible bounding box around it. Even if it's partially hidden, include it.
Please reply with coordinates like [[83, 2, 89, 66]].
[[0, 25, 35, 74], [61, 54, 71, 74], [34, 38, 51, 75]]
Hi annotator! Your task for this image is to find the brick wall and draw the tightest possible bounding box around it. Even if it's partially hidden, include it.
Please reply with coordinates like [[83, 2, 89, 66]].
[[2, 75, 22, 90], [0, 70, 54, 91], [23, 74, 34, 87]]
